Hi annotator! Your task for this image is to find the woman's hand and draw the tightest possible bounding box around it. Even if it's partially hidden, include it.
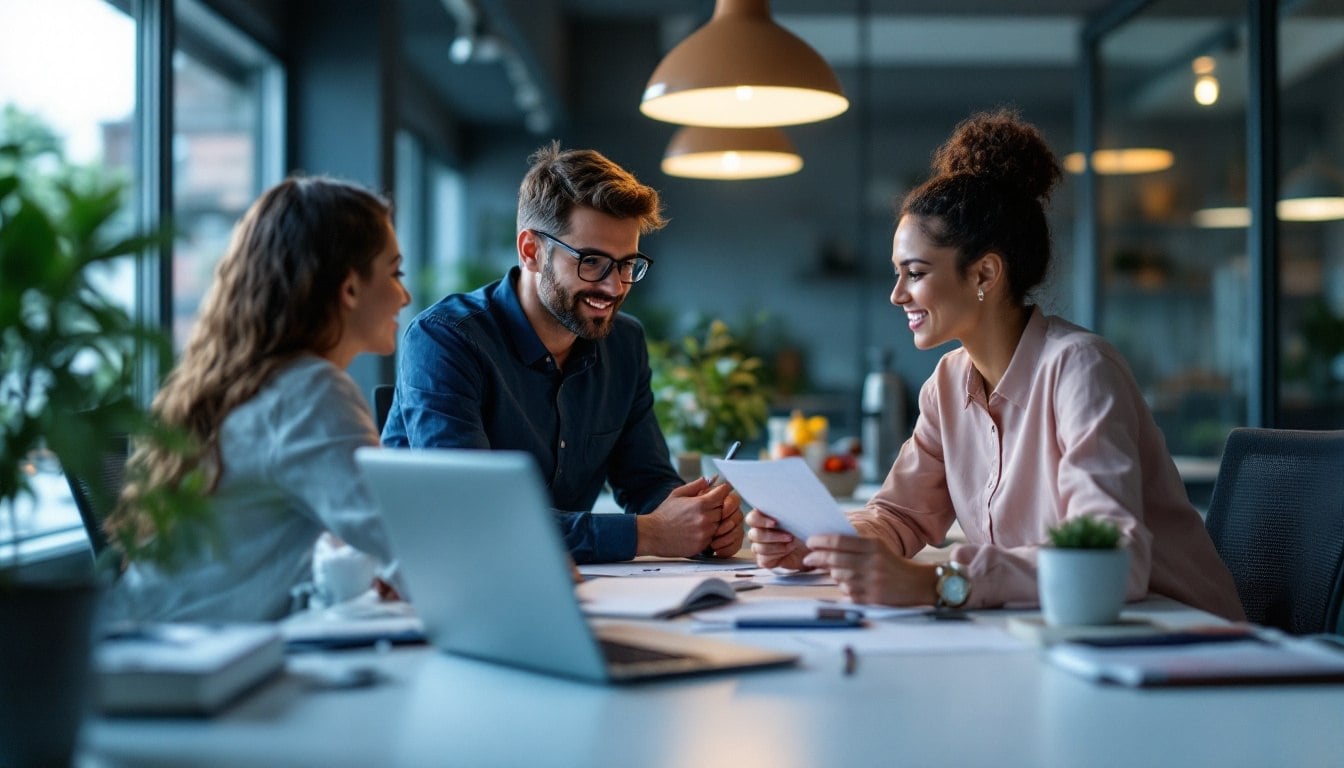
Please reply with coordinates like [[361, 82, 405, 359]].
[[803, 534, 938, 606], [746, 508, 813, 570]]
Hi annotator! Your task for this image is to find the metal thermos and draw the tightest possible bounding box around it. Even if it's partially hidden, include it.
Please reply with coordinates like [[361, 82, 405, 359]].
[[860, 348, 906, 483]]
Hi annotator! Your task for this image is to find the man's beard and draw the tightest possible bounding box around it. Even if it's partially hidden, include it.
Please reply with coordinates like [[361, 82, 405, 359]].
[[539, 254, 623, 340]]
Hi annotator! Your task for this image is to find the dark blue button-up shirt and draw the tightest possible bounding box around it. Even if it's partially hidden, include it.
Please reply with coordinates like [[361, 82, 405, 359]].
[[381, 268, 682, 562]]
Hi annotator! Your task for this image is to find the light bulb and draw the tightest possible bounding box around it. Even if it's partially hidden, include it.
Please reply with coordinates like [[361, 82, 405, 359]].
[[1194, 75, 1220, 106]]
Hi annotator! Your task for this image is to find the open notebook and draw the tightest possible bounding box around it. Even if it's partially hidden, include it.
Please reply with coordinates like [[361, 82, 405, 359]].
[[355, 448, 796, 684]]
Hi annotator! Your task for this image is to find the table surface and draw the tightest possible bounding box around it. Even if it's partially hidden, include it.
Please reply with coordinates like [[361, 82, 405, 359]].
[[79, 583, 1344, 768]]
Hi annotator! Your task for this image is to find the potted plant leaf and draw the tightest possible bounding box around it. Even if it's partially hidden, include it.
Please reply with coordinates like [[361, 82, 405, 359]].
[[1037, 516, 1129, 626], [648, 319, 770, 481], [0, 109, 209, 766]]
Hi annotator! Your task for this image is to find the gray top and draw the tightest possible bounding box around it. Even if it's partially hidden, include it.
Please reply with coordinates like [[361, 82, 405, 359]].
[[108, 355, 392, 622]]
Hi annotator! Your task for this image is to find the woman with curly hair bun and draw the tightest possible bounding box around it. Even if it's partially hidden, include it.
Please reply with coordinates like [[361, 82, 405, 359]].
[[748, 109, 1244, 620]]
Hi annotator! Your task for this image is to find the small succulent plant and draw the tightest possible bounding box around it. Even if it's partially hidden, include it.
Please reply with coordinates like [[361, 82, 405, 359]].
[[1046, 516, 1122, 549]]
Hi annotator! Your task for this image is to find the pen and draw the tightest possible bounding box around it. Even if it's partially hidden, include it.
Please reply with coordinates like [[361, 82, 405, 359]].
[[704, 440, 742, 487], [701, 441, 742, 557]]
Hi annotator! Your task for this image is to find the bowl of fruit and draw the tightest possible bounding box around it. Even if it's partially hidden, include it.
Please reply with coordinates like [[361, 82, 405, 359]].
[[817, 452, 861, 498]]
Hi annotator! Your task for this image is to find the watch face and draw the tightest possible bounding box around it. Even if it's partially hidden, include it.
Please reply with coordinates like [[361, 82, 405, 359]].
[[943, 575, 969, 605]]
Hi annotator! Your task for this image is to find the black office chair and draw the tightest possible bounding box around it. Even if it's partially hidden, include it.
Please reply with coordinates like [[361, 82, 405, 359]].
[[373, 384, 396, 434], [1204, 427, 1344, 635], [62, 433, 130, 561]]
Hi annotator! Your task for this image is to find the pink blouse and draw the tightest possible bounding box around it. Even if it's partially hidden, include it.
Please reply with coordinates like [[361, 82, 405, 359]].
[[850, 308, 1245, 620]]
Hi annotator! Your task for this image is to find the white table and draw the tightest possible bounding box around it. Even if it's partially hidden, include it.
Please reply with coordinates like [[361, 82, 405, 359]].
[[79, 590, 1344, 768]]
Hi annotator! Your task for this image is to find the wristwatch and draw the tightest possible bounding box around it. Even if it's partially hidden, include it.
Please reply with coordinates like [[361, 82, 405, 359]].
[[934, 561, 971, 609]]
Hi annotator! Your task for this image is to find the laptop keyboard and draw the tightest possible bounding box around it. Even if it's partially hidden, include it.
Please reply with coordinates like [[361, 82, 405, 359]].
[[598, 638, 692, 665]]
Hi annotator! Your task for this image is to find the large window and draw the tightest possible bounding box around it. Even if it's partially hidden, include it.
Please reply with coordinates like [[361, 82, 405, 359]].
[[172, 0, 283, 349], [0, 0, 137, 555], [0, 0, 284, 558]]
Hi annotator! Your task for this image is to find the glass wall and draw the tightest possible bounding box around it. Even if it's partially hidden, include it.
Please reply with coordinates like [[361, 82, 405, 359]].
[[1277, 0, 1344, 429], [1094, 0, 1250, 457]]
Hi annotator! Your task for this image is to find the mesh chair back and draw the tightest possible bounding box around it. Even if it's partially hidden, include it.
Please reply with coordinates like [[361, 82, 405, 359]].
[[62, 434, 130, 558], [374, 384, 395, 434], [1204, 428, 1344, 635]]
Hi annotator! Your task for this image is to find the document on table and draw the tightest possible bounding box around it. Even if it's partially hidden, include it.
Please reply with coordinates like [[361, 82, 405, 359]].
[[712, 457, 858, 542], [578, 557, 759, 578]]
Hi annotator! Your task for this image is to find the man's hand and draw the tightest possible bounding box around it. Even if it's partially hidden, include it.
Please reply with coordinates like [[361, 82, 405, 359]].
[[704, 489, 745, 558], [635, 478, 734, 557]]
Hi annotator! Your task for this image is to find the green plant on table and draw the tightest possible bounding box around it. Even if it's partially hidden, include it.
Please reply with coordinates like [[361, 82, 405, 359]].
[[1046, 516, 1122, 549], [649, 319, 769, 457], [0, 107, 212, 576]]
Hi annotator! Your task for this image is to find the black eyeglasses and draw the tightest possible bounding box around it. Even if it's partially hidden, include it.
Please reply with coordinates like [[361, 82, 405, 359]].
[[532, 230, 653, 284]]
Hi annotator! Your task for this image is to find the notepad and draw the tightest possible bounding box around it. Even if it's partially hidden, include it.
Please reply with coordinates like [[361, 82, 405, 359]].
[[576, 575, 745, 619], [1047, 629, 1344, 687]]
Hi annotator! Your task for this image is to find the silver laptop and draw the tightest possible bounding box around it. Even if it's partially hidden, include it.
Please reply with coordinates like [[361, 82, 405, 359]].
[[354, 447, 797, 684]]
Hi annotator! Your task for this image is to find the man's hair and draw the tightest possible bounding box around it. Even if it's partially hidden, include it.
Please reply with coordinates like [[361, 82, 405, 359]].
[[517, 141, 666, 236]]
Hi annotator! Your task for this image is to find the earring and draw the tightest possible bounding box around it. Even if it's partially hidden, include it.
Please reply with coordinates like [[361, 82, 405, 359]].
[[977, 287, 985, 302]]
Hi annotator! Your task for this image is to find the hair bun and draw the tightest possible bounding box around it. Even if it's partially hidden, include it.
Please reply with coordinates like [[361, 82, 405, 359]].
[[931, 108, 1062, 202]]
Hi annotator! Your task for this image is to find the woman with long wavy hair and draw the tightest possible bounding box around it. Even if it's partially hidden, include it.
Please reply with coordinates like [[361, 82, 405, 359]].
[[107, 176, 410, 621]]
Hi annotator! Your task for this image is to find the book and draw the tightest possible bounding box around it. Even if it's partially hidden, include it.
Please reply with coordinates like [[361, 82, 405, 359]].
[[1047, 627, 1344, 687], [95, 623, 285, 715], [576, 575, 745, 619], [1006, 615, 1167, 646]]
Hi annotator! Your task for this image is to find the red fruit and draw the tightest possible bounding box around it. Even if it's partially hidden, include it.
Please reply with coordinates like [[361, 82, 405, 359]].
[[823, 455, 847, 473], [779, 444, 803, 457]]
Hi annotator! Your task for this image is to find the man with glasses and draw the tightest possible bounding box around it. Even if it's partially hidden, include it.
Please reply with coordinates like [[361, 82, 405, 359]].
[[382, 143, 744, 564]]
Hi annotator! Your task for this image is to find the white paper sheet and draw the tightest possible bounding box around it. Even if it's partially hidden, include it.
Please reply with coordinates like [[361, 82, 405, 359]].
[[712, 457, 858, 542], [577, 558, 759, 578]]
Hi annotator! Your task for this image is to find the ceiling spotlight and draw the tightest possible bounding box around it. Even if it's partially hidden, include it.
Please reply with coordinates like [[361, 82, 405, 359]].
[[448, 33, 503, 65], [1194, 75, 1219, 106], [1192, 56, 1219, 107]]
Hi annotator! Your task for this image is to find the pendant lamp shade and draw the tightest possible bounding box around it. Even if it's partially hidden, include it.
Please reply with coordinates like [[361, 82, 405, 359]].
[[1278, 156, 1344, 222], [641, 0, 848, 128], [662, 126, 803, 180], [1063, 148, 1174, 175]]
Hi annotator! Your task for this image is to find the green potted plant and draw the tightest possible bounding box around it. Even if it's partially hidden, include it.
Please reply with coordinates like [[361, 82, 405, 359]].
[[1038, 516, 1129, 626], [649, 319, 770, 481], [0, 109, 209, 766]]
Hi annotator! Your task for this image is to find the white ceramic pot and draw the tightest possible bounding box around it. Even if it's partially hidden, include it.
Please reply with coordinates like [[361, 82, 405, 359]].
[[1037, 547, 1130, 626]]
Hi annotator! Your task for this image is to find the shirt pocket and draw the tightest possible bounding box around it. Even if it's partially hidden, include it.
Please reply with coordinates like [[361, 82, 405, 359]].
[[585, 427, 623, 467]]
